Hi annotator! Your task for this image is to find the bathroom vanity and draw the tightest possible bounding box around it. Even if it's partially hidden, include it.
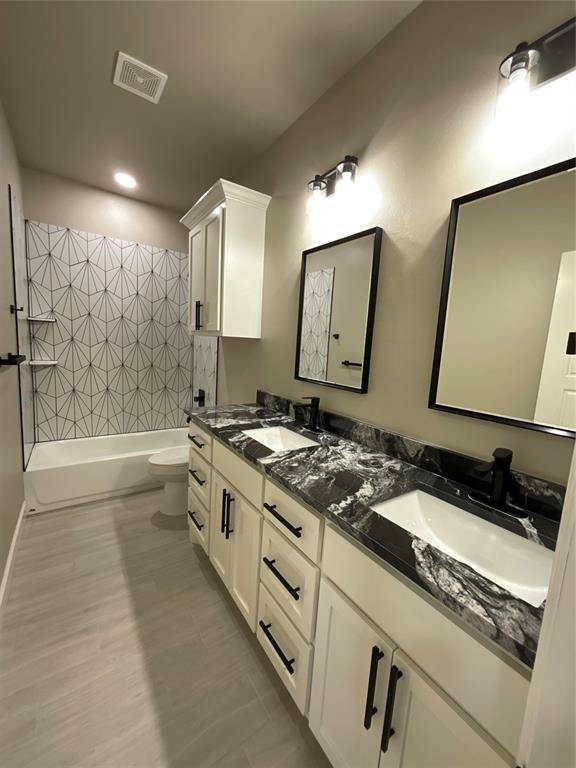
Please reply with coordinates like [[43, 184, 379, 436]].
[[184, 392, 563, 768]]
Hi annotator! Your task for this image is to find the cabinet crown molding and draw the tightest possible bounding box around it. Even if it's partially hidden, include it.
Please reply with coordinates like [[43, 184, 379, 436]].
[[180, 178, 271, 231]]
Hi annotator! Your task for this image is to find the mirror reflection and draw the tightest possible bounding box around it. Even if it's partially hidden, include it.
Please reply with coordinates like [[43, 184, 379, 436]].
[[295, 228, 381, 393], [431, 161, 576, 435]]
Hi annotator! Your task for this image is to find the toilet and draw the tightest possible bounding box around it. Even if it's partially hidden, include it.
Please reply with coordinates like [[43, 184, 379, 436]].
[[148, 446, 189, 516]]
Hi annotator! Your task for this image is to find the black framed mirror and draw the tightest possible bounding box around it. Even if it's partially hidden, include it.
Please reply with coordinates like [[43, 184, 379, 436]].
[[295, 227, 382, 393], [429, 158, 576, 438]]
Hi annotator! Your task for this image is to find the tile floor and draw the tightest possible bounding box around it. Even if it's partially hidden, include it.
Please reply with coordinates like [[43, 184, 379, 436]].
[[0, 491, 331, 768]]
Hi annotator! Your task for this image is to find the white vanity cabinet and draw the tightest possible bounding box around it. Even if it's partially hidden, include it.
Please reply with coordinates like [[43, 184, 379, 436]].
[[180, 179, 271, 338], [209, 469, 263, 631], [384, 652, 510, 768], [310, 579, 396, 768], [310, 579, 509, 768]]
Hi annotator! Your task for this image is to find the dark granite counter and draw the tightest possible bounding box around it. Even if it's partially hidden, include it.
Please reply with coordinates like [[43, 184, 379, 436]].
[[185, 400, 562, 669]]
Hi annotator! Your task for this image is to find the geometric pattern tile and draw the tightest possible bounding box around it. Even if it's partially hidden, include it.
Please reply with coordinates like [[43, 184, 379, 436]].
[[193, 336, 218, 408], [299, 267, 334, 380], [27, 220, 196, 441]]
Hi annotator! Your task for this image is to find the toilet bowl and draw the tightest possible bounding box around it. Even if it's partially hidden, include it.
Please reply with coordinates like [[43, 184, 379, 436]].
[[148, 446, 189, 516]]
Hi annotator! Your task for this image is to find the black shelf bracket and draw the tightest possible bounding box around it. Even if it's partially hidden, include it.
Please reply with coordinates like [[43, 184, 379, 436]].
[[0, 353, 26, 368]]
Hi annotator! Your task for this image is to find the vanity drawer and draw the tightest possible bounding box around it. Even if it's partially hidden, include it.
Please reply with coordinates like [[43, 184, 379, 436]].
[[187, 490, 209, 553], [213, 440, 263, 509], [263, 480, 323, 562], [187, 423, 213, 462], [257, 584, 313, 715], [260, 522, 320, 642], [188, 450, 212, 509]]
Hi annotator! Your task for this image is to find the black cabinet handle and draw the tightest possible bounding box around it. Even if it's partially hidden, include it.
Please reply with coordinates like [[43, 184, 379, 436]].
[[381, 665, 403, 753], [188, 468, 206, 487], [225, 493, 235, 539], [187, 510, 204, 531], [364, 646, 384, 730], [195, 300, 203, 330], [186, 415, 192, 424], [262, 557, 301, 601], [263, 503, 302, 539], [187, 434, 205, 449], [259, 621, 295, 675], [220, 489, 227, 533], [10, 305, 23, 314], [341, 360, 362, 368]]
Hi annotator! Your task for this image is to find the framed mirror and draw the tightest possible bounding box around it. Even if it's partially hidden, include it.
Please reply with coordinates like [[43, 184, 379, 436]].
[[295, 227, 382, 393], [429, 158, 576, 437]]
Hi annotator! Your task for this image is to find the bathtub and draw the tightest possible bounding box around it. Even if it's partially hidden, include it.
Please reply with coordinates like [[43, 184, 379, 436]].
[[25, 428, 189, 514]]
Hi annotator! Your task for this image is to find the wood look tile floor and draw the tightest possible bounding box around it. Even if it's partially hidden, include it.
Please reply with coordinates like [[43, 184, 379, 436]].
[[0, 491, 331, 768]]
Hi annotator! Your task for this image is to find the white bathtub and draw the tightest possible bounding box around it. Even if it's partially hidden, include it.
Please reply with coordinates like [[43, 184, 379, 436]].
[[25, 428, 189, 513]]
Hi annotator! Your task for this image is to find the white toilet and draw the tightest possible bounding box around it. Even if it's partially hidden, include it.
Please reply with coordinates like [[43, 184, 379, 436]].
[[148, 446, 189, 516]]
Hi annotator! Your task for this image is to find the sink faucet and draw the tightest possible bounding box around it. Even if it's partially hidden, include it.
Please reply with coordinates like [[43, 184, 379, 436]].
[[472, 448, 525, 515], [302, 396, 320, 432]]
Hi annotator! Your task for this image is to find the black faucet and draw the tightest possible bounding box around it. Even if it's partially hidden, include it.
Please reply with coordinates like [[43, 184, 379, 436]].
[[302, 396, 320, 432], [471, 448, 526, 517]]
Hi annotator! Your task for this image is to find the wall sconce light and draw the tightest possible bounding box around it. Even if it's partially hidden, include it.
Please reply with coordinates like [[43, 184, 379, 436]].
[[497, 17, 575, 117], [307, 155, 359, 215]]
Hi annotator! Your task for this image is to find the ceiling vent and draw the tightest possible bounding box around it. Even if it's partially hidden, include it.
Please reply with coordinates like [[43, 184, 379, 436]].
[[112, 52, 167, 104]]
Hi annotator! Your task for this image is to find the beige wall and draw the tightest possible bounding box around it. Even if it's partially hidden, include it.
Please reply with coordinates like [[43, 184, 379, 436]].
[[438, 170, 575, 421], [21, 168, 187, 252], [0, 100, 24, 581], [220, 0, 576, 483]]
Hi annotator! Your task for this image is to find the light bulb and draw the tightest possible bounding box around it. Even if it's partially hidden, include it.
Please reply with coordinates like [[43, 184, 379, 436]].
[[114, 171, 137, 189], [307, 186, 325, 217]]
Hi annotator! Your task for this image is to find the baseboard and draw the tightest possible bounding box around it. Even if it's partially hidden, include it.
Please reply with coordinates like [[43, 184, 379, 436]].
[[0, 499, 26, 610]]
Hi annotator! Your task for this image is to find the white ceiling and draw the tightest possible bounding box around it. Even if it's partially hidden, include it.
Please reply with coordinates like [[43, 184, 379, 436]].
[[0, 1, 418, 212]]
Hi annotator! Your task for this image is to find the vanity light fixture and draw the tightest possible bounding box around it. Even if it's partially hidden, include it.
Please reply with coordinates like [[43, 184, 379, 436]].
[[114, 171, 137, 189], [306, 156, 359, 215], [497, 17, 575, 115]]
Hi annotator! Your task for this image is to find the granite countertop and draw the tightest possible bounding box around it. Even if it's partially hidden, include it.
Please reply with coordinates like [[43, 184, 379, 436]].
[[185, 403, 556, 669]]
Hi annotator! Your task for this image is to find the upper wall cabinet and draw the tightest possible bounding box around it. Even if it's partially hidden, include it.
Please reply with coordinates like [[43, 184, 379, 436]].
[[180, 179, 271, 338]]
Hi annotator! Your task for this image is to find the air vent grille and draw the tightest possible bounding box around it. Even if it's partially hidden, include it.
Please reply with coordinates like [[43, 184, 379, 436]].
[[112, 52, 167, 104]]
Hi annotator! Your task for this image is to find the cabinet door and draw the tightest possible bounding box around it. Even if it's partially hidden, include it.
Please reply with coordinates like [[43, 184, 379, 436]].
[[381, 651, 510, 768], [203, 208, 223, 332], [309, 579, 395, 768], [209, 472, 231, 582], [189, 225, 205, 332], [228, 493, 262, 630]]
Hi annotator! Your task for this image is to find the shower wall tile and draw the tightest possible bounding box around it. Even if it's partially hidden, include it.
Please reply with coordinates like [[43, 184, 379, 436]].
[[27, 221, 195, 441]]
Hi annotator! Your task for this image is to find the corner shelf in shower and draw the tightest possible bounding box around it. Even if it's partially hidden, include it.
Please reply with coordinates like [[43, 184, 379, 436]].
[[29, 360, 58, 367], [26, 315, 56, 323]]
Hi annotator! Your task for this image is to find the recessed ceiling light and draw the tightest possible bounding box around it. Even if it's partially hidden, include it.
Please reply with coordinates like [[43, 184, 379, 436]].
[[114, 172, 137, 189]]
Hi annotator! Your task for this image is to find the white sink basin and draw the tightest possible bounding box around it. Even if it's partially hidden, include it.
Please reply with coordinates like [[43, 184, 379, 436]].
[[241, 426, 318, 453], [370, 490, 553, 607]]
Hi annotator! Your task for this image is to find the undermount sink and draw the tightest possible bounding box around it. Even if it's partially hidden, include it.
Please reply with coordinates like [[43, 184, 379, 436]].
[[370, 490, 553, 608], [241, 426, 318, 453]]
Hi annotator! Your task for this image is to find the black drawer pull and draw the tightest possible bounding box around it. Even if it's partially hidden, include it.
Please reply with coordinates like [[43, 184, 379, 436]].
[[195, 300, 203, 330], [187, 434, 205, 449], [381, 665, 403, 753], [259, 620, 295, 675], [263, 557, 301, 600], [263, 503, 302, 539], [225, 492, 235, 539], [341, 360, 363, 368], [188, 468, 206, 486], [187, 510, 204, 531], [364, 646, 384, 730], [220, 489, 227, 533]]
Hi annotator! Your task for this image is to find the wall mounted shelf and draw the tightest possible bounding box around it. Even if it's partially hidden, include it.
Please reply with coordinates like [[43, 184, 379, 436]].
[[27, 315, 56, 323], [29, 360, 58, 367]]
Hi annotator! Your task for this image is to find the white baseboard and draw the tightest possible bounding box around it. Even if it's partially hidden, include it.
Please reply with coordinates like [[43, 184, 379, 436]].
[[0, 500, 26, 610]]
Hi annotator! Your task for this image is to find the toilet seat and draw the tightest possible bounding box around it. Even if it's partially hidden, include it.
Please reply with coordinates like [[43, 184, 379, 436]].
[[148, 446, 189, 478]]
